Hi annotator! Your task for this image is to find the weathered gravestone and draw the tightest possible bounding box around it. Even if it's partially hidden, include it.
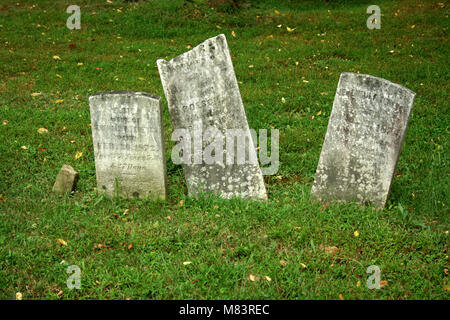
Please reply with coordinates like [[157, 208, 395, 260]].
[[311, 72, 416, 208], [157, 34, 267, 200], [89, 91, 167, 199], [52, 164, 79, 194]]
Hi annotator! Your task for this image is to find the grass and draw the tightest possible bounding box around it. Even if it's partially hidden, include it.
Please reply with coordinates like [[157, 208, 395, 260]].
[[0, 0, 448, 299]]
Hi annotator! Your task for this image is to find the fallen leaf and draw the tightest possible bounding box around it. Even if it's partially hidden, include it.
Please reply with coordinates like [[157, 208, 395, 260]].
[[16, 292, 22, 300], [231, 30, 236, 37], [138, 77, 145, 81], [77, 62, 83, 66], [300, 263, 307, 269], [56, 74, 62, 78], [74, 151, 83, 160], [280, 259, 287, 267], [179, 199, 184, 207], [356, 281, 361, 287], [339, 293, 344, 300], [286, 27, 295, 32], [123, 209, 129, 215], [264, 276, 272, 282], [21, 146, 28, 150], [57, 238, 67, 246], [274, 10, 280, 15], [55, 99, 63, 104], [281, 97, 286, 103], [186, 44, 192, 49], [53, 55, 61, 60], [325, 246, 338, 255], [183, 261, 192, 265], [31, 92, 42, 97], [128, 243, 133, 250], [37, 128, 48, 134], [248, 274, 257, 281], [380, 280, 388, 288], [2, 120, 8, 125], [316, 110, 322, 116], [354, 230, 360, 237]]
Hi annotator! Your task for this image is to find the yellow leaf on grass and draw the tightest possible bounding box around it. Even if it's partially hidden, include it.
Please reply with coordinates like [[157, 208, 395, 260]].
[[16, 292, 23, 300], [2, 120, 8, 125], [286, 27, 295, 32], [264, 276, 272, 282], [316, 110, 322, 116], [281, 97, 286, 103], [274, 10, 280, 15], [37, 128, 48, 134], [31, 92, 42, 97], [280, 259, 287, 267], [183, 261, 192, 265], [354, 230, 360, 237], [74, 151, 83, 160], [300, 263, 307, 269], [138, 77, 145, 81], [339, 293, 344, 300], [77, 62, 83, 66], [248, 274, 257, 282], [21, 146, 28, 150], [231, 30, 236, 37], [380, 280, 388, 288], [57, 238, 67, 246], [56, 74, 62, 78], [55, 99, 63, 104], [53, 55, 61, 60]]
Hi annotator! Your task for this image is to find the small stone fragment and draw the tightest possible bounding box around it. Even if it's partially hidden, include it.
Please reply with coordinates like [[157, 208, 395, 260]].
[[52, 164, 79, 193]]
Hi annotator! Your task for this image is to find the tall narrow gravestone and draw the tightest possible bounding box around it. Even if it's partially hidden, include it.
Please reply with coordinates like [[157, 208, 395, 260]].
[[157, 34, 267, 200], [311, 72, 416, 208], [89, 91, 167, 199]]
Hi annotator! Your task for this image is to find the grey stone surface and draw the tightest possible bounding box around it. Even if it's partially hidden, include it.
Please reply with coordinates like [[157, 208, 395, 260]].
[[53, 164, 79, 193], [311, 72, 416, 208], [89, 91, 167, 199], [157, 34, 267, 200]]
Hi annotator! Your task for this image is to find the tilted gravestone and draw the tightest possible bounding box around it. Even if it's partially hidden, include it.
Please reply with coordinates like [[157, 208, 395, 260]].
[[52, 164, 79, 194], [89, 91, 167, 199], [157, 34, 267, 200], [311, 72, 416, 208]]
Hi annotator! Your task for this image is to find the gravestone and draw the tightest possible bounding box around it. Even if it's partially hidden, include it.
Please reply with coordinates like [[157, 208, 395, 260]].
[[52, 164, 79, 193], [157, 34, 267, 200], [311, 72, 416, 208], [89, 91, 167, 199]]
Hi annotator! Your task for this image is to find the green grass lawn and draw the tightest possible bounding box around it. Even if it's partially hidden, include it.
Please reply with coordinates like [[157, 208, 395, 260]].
[[0, 0, 448, 300]]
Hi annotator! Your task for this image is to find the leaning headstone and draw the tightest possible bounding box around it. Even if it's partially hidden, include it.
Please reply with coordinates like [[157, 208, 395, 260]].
[[157, 34, 267, 200], [53, 164, 79, 193], [89, 91, 167, 199], [311, 72, 416, 208]]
